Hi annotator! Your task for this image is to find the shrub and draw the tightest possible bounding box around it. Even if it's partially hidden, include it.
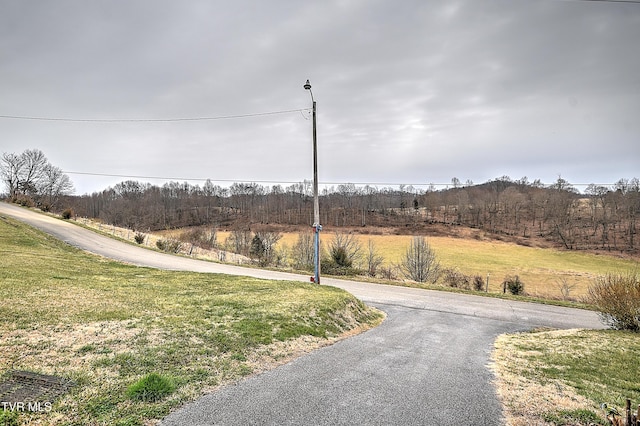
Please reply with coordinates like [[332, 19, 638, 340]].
[[327, 232, 362, 269], [61, 208, 74, 219], [587, 271, 640, 331], [127, 372, 176, 402], [320, 257, 360, 276], [502, 275, 524, 295], [156, 238, 182, 253], [134, 232, 146, 244], [180, 226, 217, 250], [365, 240, 384, 277], [379, 266, 397, 280], [442, 268, 471, 289], [13, 195, 34, 207], [473, 275, 485, 291], [330, 246, 352, 268]]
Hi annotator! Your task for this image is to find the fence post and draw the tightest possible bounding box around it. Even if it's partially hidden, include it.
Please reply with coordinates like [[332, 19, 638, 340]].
[[626, 398, 631, 426]]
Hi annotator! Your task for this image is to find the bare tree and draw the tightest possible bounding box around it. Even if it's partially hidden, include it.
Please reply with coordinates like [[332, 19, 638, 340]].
[[1, 149, 73, 207], [39, 163, 74, 208], [0, 152, 23, 198], [399, 236, 440, 283], [291, 231, 315, 270], [226, 228, 252, 256], [365, 239, 384, 277]]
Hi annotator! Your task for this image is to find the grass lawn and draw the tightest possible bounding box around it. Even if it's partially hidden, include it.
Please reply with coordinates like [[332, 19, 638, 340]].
[[493, 328, 640, 425], [0, 216, 383, 425]]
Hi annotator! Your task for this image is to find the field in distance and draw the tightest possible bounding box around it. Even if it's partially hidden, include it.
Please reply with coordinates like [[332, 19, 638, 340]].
[[218, 230, 639, 300]]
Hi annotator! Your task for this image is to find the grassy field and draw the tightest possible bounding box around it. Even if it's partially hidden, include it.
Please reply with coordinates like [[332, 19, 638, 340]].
[[0, 216, 382, 425], [245, 231, 638, 300], [493, 328, 640, 425]]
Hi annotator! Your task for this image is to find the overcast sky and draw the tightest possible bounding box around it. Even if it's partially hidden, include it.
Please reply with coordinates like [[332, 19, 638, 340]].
[[1, 0, 638, 195]]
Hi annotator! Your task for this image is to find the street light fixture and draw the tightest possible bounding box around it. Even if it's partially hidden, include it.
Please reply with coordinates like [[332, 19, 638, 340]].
[[304, 79, 321, 284]]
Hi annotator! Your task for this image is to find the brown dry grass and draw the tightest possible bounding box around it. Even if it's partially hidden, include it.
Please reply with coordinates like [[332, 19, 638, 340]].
[[250, 231, 637, 299], [492, 329, 598, 425], [492, 328, 640, 426], [76, 219, 638, 300]]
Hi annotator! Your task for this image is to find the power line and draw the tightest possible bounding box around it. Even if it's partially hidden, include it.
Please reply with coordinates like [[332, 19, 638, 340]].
[[0, 108, 310, 123], [559, 0, 640, 3]]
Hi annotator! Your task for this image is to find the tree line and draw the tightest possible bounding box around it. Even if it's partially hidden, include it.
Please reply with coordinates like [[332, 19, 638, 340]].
[[2, 149, 638, 254], [61, 175, 640, 253]]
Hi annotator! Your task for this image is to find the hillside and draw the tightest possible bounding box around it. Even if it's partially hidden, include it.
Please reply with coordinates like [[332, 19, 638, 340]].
[[62, 176, 640, 256]]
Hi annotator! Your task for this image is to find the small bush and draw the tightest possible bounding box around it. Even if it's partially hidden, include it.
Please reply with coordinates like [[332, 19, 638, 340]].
[[587, 271, 640, 331], [134, 232, 146, 245], [442, 268, 471, 289], [180, 226, 218, 250], [127, 373, 176, 402], [473, 275, 485, 291], [320, 258, 360, 276], [379, 266, 397, 280], [61, 208, 74, 219], [13, 195, 34, 207], [502, 275, 525, 295], [156, 238, 182, 253]]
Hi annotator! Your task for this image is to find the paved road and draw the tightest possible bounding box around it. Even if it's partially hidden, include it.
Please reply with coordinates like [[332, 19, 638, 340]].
[[1, 202, 605, 425]]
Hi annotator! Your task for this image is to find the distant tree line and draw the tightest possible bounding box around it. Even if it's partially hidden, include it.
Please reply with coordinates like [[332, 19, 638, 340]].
[[59, 175, 639, 253], [2, 150, 637, 253]]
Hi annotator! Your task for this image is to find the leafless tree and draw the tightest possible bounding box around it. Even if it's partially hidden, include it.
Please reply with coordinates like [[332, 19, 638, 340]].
[[555, 277, 576, 301], [365, 239, 384, 277], [1, 149, 73, 207], [226, 228, 252, 256], [291, 231, 315, 270], [39, 163, 74, 208], [399, 236, 440, 283], [0, 152, 23, 198]]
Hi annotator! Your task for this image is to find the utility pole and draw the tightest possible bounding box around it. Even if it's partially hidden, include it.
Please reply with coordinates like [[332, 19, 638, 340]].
[[304, 79, 321, 284]]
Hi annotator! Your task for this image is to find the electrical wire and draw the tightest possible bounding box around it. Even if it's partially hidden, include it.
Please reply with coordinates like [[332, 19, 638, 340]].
[[0, 108, 310, 123], [559, 0, 640, 3]]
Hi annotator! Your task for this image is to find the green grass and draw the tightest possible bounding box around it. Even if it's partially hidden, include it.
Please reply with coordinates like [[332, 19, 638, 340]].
[[127, 373, 176, 402], [494, 328, 640, 425], [0, 215, 383, 425]]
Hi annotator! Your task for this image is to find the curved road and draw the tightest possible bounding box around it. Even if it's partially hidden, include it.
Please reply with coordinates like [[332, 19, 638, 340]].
[[1, 203, 605, 425]]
